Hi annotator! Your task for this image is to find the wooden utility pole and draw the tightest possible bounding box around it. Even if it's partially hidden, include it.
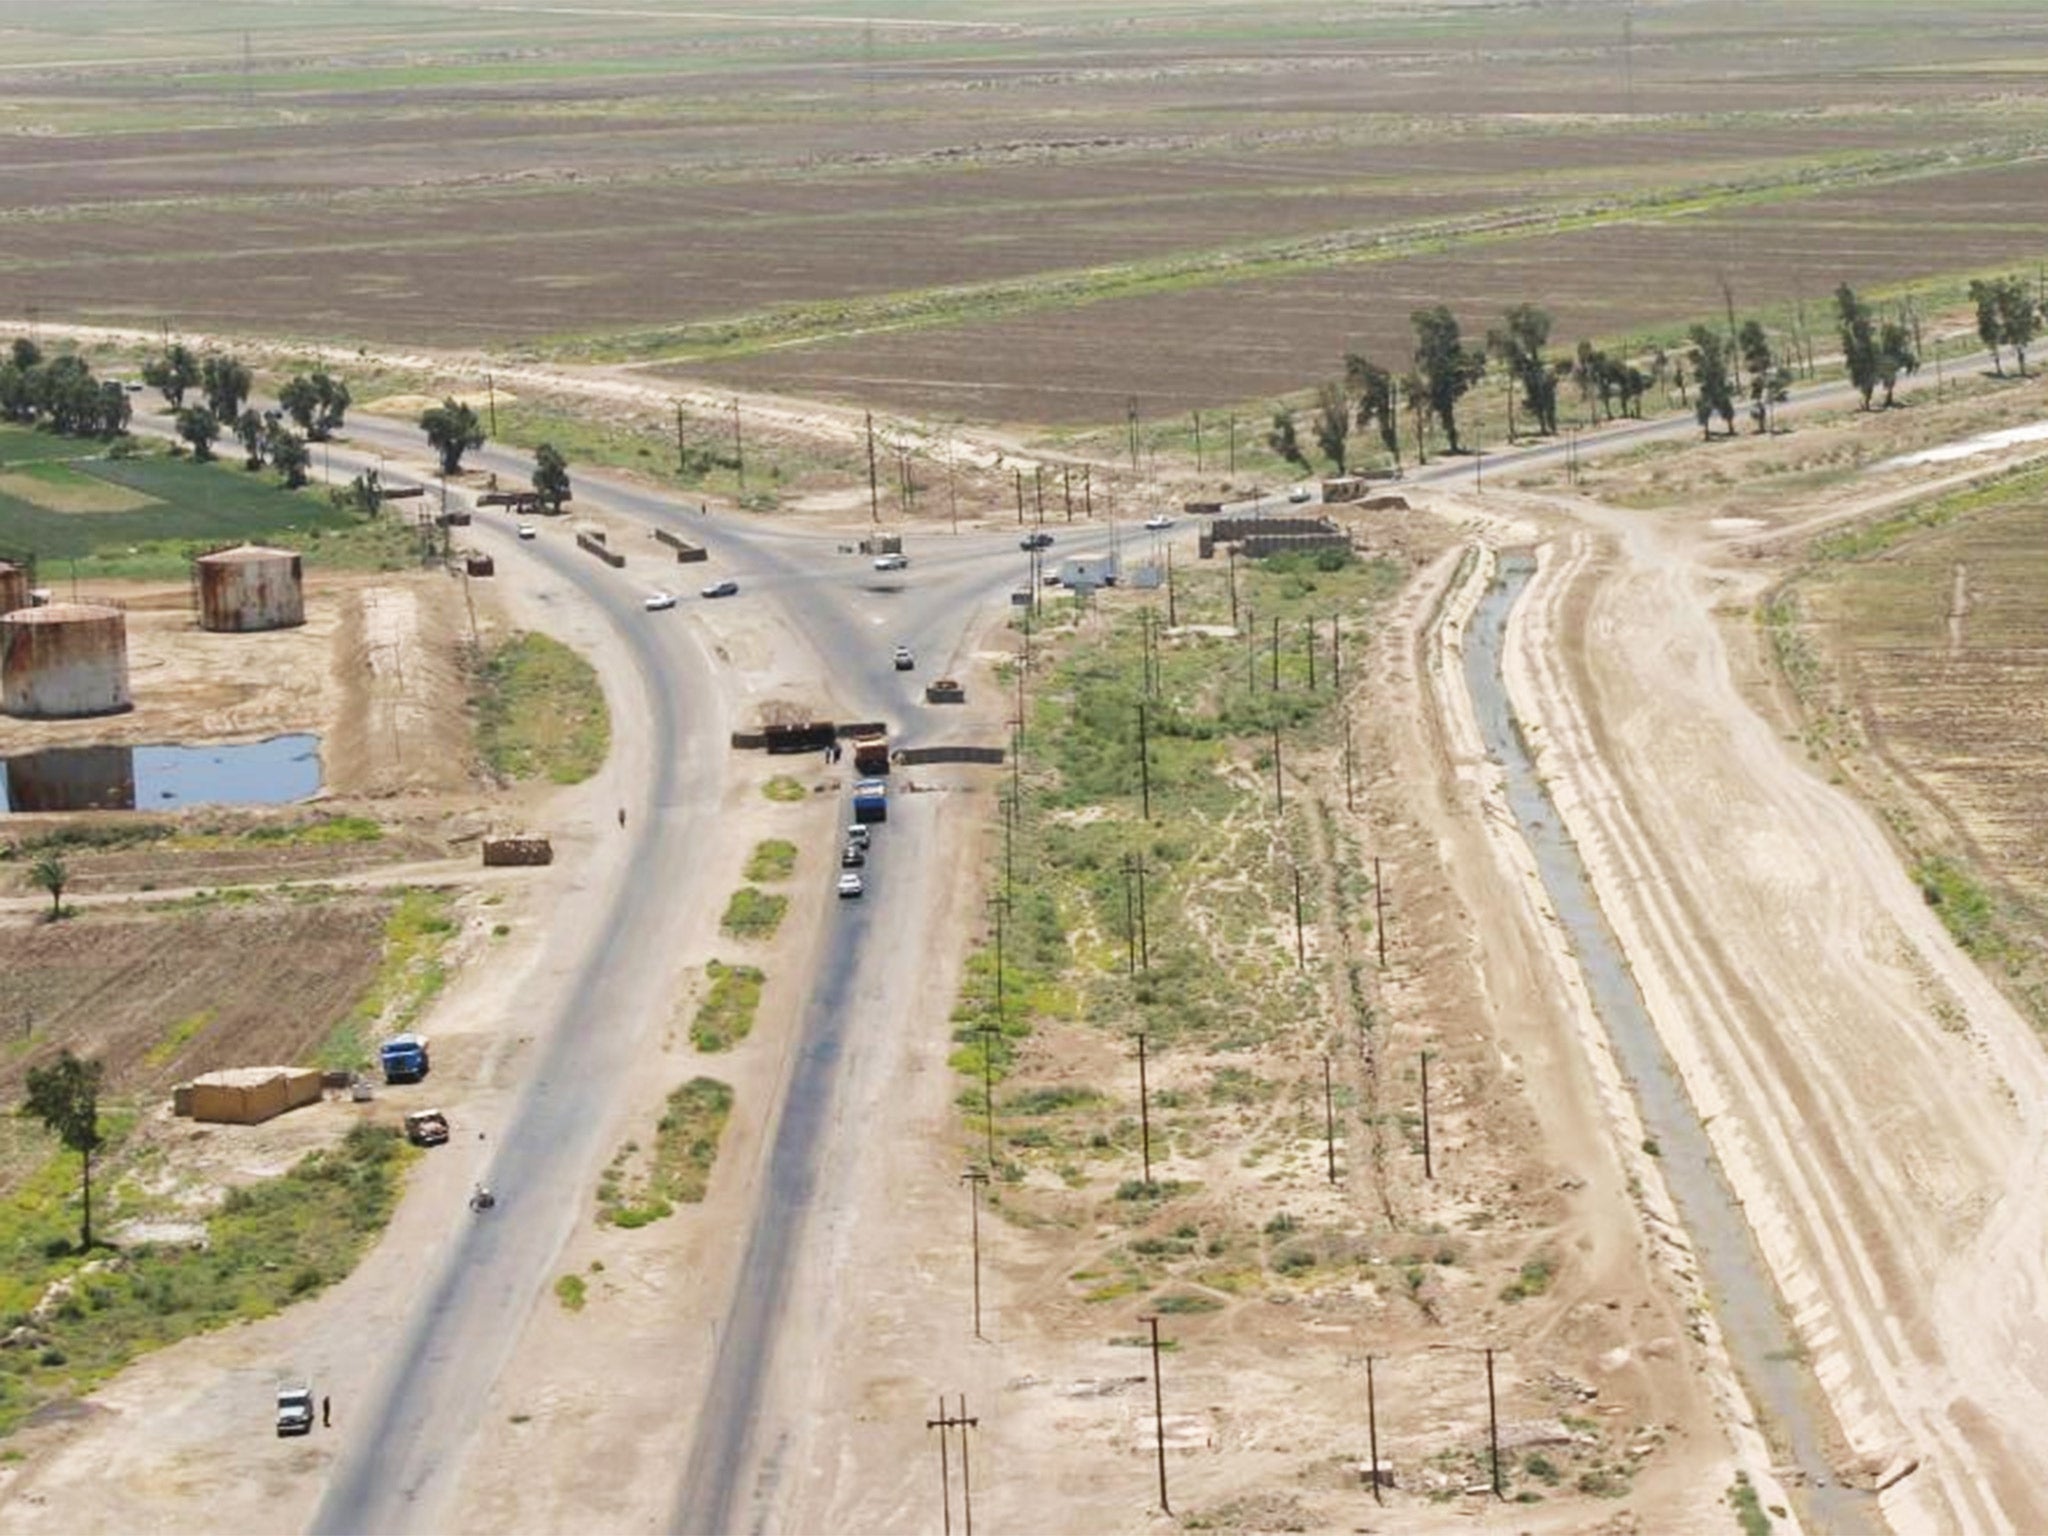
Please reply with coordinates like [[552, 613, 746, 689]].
[[1014, 468, 1024, 523], [731, 399, 745, 492], [1322, 1054, 1337, 1183], [1227, 547, 1240, 626], [485, 372, 497, 438], [1272, 725, 1284, 815], [1141, 1315, 1172, 1513], [1124, 855, 1139, 977], [1127, 396, 1140, 471], [1366, 1354, 1383, 1503], [1135, 1032, 1154, 1189], [1227, 413, 1237, 474], [1084, 464, 1093, 517], [1343, 709, 1357, 813], [1192, 409, 1203, 471], [1292, 865, 1306, 966], [961, 1167, 989, 1341], [675, 400, 687, 473], [1304, 620, 1316, 688], [1137, 701, 1151, 821], [1136, 853, 1149, 971], [1485, 1348, 1502, 1498], [926, 1396, 981, 1535], [1270, 615, 1280, 690], [1165, 547, 1177, 626], [1420, 1049, 1433, 1180], [1033, 465, 1045, 523], [1331, 614, 1341, 690], [987, 904, 1006, 1167], [1063, 466, 1073, 521]]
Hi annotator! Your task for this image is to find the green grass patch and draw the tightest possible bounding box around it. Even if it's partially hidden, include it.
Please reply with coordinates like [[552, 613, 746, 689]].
[[690, 960, 765, 1053], [761, 776, 807, 803], [742, 839, 797, 883], [1500, 1252, 1557, 1303], [473, 631, 610, 786], [1150, 1289, 1223, 1315], [0, 428, 418, 578], [596, 1077, 734, 1227], [1727, 1472, 1775, 1535], [0, 1122, 412, 1438], [1913, 854, 2011, 962], [320, 889, 457, 1071], [142, 1010, 214, 1070], [553, 1273, 587, 1312], [719, 886, 787, 941]]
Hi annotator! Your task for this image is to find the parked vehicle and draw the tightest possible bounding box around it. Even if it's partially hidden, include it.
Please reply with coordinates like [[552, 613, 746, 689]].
[[644, 590, 677, 611], [378, 1033, 429, 1084], [701, 579, 740, 598], [846, 823, 871, 848], [925, 677, 965, 703], [872, 553, 909, 571], [1288, 484, 1313, 503], [1144, 514, 1174, 530], [276, 1384, 314, 1437], [1020, 531, 1055, 550], [841, 843, 866, 868], [837, 871, 865, 899], [516, 524, 537, 540], [404, 1109, 450, 1147], [893, 645, 915, 671]]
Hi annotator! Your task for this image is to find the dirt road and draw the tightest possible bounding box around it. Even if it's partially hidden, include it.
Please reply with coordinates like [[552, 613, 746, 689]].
[[1485, 482, 2048, 1531]]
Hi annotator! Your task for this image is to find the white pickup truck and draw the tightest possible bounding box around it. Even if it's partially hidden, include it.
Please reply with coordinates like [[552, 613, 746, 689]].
[[276, 1383, 314, 1437]]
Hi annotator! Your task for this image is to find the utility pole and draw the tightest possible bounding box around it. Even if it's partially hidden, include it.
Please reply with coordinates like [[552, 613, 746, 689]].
[[1084, 464, 1093, 517], [961, 1167, 989, 1341], [1135, 1031, 1154, 1190], [865, 411, 880, 523], [1227, 413, 1237, 475], [1165, 547, 1177, 627], [485, 373, 497, 438], [1127, 396, 1140, 471], [1322, 1054, 1337, 1183], [1485, 1348, 1503, 1499], [1124, 855, 1139, 977], [1343, 711, 1356, 812], [1137, 701, 1151, 821], [1304, 620, 1316, 689], [675, 400, 687, 473], [1420, 1049, 1434, 1180], [1014, 468, 1024, 524], [1365, 1355, 1384, 1503], [1033, 465, 1045, 524], [1331, 614, 1341, 691], [1063, 466, 1073, 521], [1192, 409, 1203, 471], [1474, 448, 1483, 494], [1136, 853, 1149, 972], [988, 903, 1006, 1167], [926, 1397, 980, 1535], [731, 399, 745, 492], [1227, 547, 1240, 627], [1140, 1314, 1172, 1514], [1271, 724, 1284, 815], [1270, 615, 1280, 691]]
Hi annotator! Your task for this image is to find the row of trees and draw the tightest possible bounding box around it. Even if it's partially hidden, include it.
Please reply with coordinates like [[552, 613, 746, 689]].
[[0, 338, 132, 439], [1268, 270, 2044, 471], [139, 342, 354, 491]]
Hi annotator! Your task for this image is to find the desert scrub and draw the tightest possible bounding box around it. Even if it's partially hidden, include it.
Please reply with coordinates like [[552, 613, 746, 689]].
[[554, 1274, 587, 1312], [1500, 1252, 1557, 1303], [473, 631, 610, 785], [597, 1077, 734, 1227], [691, 960, 765, 1052], [719, 887, 787, 940], [761, 776, 806, 803], [743, 839, 797, 882], [0, 1122, 412, 1437]]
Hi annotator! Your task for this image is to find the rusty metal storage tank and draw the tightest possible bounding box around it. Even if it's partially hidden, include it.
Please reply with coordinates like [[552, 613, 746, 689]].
[[0, 560, 28, 617], [1, 602, 132, 718], [194, 544, 305, 632]]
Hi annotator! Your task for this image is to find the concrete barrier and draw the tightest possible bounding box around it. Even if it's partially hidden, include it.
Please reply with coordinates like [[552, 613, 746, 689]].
[[895, 744, 1006, 766], [654, 528, 709, 562], [577, 532, 625, 569]]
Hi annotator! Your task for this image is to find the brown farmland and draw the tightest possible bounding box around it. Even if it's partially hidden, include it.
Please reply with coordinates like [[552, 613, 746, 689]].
[[3, 1, 2048, 424]]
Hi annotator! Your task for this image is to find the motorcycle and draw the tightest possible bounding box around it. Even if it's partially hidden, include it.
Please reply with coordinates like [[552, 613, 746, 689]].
[[470, 1184, 496, 1213]]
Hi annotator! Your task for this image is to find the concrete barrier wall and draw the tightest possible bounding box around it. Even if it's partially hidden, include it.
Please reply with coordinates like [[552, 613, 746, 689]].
[[654, 528, 709, 562], [895, 744, 1006, 766], [577, 533, 626, 569]]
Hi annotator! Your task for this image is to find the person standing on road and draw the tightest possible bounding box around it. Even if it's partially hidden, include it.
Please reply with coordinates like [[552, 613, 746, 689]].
[[322, 1395, 332, 1428], [617, 807, 626, 828]]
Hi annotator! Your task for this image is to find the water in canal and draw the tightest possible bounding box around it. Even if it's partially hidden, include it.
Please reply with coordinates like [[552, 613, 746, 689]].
[[1465, 552, 1869, 1532], [0, 734, 322, 813]]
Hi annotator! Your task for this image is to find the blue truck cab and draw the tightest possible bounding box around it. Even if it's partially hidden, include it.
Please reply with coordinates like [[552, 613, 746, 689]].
[[852, 778, 889, 824], [379, 1033, 430, 1084]]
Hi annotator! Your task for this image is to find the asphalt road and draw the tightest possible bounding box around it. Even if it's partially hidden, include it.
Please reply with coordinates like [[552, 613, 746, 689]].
[[294, 417, 1114, 1535]]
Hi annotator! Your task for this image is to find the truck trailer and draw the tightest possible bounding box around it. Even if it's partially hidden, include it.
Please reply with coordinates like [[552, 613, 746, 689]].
[[378, 1033, 430, 1084], [852, 779, 889, 824]]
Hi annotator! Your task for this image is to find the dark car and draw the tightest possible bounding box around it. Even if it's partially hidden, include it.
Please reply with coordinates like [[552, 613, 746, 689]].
[[841, 843, 866, 868], [701, 579, 740, 598], [1020, 531, 1054, 550]]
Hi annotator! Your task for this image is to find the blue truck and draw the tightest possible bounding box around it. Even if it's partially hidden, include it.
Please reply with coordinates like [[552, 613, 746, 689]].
[[379, 1033, 430, 1084], [852, 778, 889, 824]]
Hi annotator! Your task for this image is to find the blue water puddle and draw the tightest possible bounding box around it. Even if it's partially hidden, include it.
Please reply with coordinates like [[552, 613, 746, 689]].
[[0, 734, 322, 813]]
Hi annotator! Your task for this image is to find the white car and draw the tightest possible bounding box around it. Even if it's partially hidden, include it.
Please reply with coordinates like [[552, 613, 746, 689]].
[[516, 524, 537, 540], [837, 871, 865, 899], [644, 591, 677, 611], [1288, 485, 1313, 504], [872, 553, 909, 571], [1143, 515, 1174, 530]]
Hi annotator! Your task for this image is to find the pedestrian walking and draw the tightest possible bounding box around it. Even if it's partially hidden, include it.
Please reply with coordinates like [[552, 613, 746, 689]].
[[617, 806, 626, 828], [321, 1395, 331, 1428]]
